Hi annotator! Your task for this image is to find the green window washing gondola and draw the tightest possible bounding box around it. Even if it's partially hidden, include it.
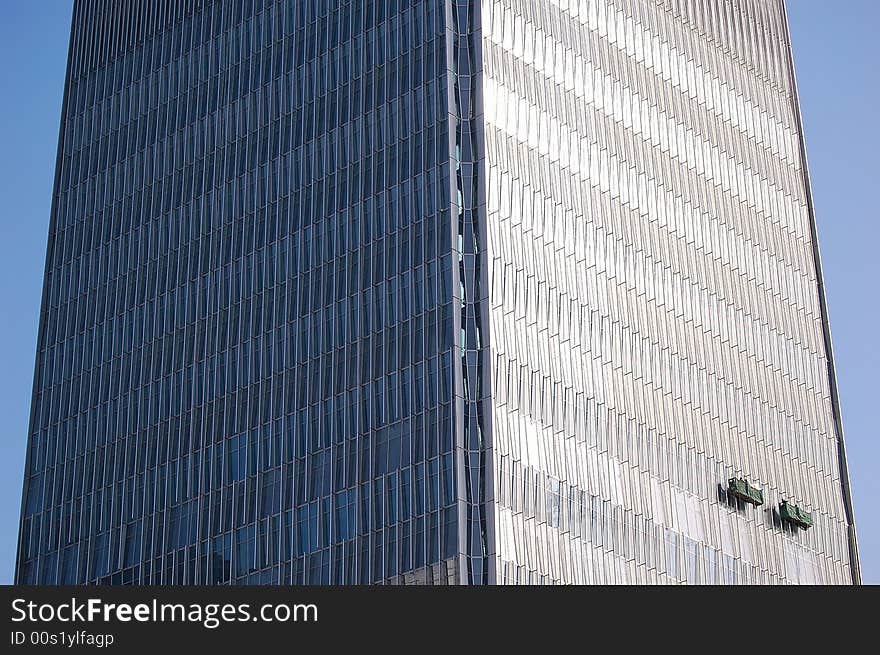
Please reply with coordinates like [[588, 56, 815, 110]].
[[780, 500, 813, 529], [727, 478, 764, 506]]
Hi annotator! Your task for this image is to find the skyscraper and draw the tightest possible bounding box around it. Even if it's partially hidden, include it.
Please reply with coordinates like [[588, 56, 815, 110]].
[[16, 0, 859, 585]]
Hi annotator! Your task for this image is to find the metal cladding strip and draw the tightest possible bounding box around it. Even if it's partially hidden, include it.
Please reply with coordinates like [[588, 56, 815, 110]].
[[780, 0, 861, 585], [449, 0, 494, 585]]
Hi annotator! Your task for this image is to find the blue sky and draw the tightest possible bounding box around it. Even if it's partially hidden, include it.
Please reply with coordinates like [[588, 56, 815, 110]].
[[0, 2, 876, 584]]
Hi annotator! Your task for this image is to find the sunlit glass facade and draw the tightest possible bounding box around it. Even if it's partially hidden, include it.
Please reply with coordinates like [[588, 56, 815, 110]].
[[16, 0, 858, 586], [481, 0, 859, 585]]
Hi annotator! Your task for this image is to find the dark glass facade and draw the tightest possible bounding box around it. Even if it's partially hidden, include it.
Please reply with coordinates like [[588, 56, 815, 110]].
[[18, 0, 858, 585], [17, 0, 488, 585]]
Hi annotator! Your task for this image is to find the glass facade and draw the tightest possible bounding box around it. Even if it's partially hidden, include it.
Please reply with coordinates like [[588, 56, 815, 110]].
[[481, 0, 859, 584], [17, 0, 858, 586], [17, 0, 467, 585]]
